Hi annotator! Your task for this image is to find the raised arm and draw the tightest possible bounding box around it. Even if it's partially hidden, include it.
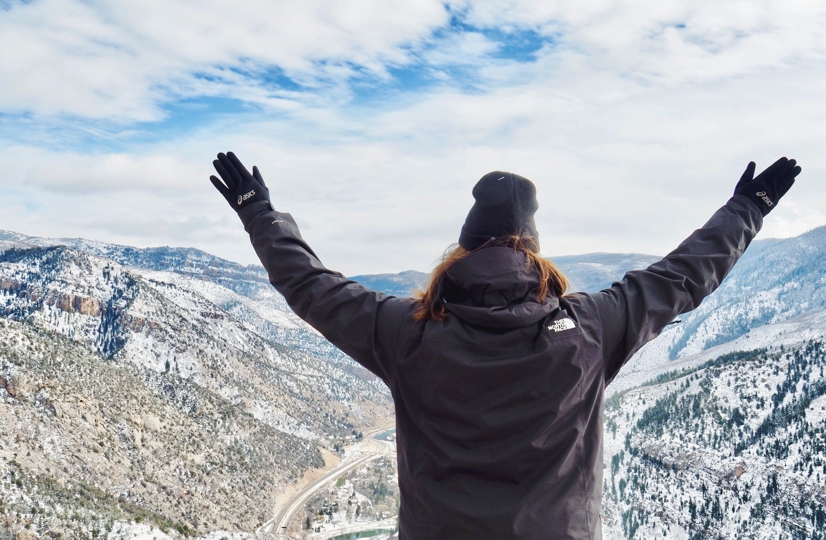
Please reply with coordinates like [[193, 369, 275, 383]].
[[596, 158, 801, 383], [209, 152, 414, 383]]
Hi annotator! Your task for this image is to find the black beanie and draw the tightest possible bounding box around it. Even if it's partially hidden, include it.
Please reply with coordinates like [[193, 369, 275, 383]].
[[458, 171, 539, 251]]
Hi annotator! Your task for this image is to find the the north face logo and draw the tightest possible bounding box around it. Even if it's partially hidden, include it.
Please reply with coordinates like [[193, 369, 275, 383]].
[[548, 318, 576, 332]]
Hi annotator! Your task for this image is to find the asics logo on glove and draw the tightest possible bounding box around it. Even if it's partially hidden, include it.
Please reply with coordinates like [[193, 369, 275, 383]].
[[237, 190, 256, 206], [755, 191, 774, 207]]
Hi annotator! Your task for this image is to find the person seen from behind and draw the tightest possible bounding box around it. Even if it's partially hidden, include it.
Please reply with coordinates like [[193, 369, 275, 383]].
[[209, 154, 801, 540]]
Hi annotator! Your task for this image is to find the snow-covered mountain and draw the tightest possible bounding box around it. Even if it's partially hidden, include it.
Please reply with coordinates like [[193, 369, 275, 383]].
[[0, 232, 397, 537], [668, 227, 826, 357], [581, 230, 826, 539], [0, 230, 364, 371], [602, 340, 826, 539], [2, 225, 826, 539], [618, 227, 826, 385], [5, 226, 826, 428], [0, 240, 393, 440]]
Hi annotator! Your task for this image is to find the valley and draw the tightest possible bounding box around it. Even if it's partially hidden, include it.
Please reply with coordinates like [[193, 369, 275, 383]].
[[1, 226, 826, 539]]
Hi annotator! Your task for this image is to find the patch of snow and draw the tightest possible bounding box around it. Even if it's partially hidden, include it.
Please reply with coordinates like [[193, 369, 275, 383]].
[[107, 522, 173, 540], [806, 394, 826, 425]]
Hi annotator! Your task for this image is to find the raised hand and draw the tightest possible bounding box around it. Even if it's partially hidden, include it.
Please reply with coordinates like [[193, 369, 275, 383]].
[[734, 157, 801, 216], [209, 152, 270, 211]]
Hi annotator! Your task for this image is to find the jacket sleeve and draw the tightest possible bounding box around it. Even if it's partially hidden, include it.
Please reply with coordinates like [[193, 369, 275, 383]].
[[238, 201, 414, 384], [595, 195, 763, 384]]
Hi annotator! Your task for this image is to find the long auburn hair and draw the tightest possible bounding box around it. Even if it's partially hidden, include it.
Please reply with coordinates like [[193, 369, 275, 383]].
[[413, 234, 570, 322]]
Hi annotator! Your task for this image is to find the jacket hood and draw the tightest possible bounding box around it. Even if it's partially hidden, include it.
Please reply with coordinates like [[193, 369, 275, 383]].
[[443, 247, 558, 328]]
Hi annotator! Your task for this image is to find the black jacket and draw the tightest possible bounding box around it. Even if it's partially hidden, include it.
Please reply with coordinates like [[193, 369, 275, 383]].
[[239, 195, 762, 540]]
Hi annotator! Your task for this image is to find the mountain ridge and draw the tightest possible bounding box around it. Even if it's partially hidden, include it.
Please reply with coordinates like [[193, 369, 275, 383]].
[[0, 242, 393, 438], [3, 225, 826, 538]]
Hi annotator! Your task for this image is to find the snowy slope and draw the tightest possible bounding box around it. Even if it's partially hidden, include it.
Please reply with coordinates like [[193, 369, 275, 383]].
[[0, 318, 322, 537], [3, 225, 826, 539], [6, 225, 826, 425], [0, 245, 392, 439], [602, 341, 826, 539]]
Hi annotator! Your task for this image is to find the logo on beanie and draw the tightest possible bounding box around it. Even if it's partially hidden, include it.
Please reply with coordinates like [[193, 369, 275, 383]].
[[548, 318, 576, 333]]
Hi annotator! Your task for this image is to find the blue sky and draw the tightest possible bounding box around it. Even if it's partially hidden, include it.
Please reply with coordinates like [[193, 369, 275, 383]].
[[1, 0, 825, 274]]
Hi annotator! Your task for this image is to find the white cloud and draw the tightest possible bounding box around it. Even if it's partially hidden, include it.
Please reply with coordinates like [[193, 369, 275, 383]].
[[22, 151, 198, 193], [3, 58, 824, 275], [456, 0, 826, 82], [0, 0, 449, 119], [422, 31, 501, 67], [0, 0, 825, 274], [3, 0, 825, 120]]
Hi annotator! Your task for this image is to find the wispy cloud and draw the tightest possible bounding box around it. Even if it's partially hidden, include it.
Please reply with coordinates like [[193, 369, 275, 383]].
[[0, 0, 449, 119]]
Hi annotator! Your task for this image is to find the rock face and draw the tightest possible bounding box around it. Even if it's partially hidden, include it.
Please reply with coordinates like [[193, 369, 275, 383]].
[[0, 277, 103, 315]]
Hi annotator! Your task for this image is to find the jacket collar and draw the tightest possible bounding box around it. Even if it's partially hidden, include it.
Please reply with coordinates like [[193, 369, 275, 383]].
[[443, 247, 559, 327]]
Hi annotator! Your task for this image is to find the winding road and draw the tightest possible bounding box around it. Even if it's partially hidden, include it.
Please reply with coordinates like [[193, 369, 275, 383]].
[[257, 426, 396, 539]]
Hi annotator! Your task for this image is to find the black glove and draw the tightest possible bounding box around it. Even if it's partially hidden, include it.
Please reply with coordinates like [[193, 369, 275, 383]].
[[734, 157, 801, 216], [209, 152, 271, 212]]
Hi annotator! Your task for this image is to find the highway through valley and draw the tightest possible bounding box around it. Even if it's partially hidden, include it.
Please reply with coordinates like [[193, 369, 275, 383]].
[[257, 426, 396, 539]]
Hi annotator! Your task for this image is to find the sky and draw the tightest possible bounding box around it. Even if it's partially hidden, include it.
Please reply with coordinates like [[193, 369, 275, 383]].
[[0, 0, 824, 275]]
